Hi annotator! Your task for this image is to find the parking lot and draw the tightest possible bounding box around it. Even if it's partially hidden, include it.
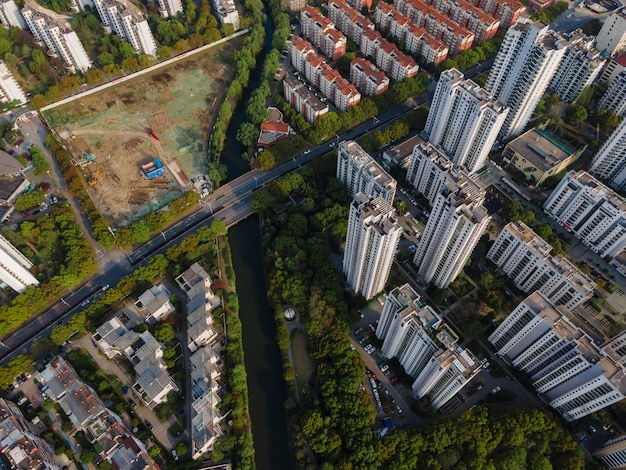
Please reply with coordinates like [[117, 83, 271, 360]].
[[350, 301, 421, 427]]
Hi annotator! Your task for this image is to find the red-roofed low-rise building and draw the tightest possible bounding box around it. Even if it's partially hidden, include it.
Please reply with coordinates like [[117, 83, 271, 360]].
[[474, 0, 525, 27], [418, 34, 449, 64], [347, 0, 372, 12], [328, 0, 375, 46], [257, 121, 291, 147], [290, 36, 314, 71], [335, 80, 362, 111], [300, 6, 346, 60], [350, 57, 390, 95]]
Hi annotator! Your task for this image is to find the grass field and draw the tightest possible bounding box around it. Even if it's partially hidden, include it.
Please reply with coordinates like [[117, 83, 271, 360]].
[[43, 38, 241, 224]]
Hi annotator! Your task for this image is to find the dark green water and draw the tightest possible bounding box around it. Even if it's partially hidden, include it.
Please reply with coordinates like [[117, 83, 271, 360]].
[[228, 218, 290, 470]]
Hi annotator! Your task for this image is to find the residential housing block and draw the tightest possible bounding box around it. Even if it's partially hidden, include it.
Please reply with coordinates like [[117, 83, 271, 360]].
[[485, 18, 568, 139], [487, 221, 595, 309], [489, 292, 626, 422], [424, 68, 508, 173], [176, 262, 224, 458], [590, 119, 626, 190], [377, 284, 481, 409], [21, 0, 91, 73], [544, 170, 626, 259], [290, 36, 361, 111], [413, 176, 490, 288], [337, 140, 397, 204], [93, 0, 157, 56], [595, 7, 626, 56], [0, 233, 39, 293], [0, 0, 24, 28], [282, 74, 329, 122], [343, 193, 402, 300], [0, 61, 27, 105], [350, 57, 389, 96], [598, 70, 626, 118], [300, 6, 347, 61]]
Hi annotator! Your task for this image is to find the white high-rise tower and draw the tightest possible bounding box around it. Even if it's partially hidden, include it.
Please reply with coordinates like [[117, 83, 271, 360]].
[[485, 19, 568, 140], [590, 118, 626, 190], [343, 193, 401, 300], [413, 183, 490, 288], [0, 234, 39, 293], [424, 68, 508, 173]]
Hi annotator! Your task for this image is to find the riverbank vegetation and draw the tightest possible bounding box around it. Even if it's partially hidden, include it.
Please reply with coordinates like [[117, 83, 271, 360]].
[[252, 155, 584, 468]]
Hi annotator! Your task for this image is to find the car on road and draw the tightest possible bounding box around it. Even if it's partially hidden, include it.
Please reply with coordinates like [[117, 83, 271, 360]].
[[175, 409, 185, 418], [128, 398, 137, 408], [81, 299, 91, 307], [491, 386, 501, 395], [144, 419, 153, 431], [303, 149, 310, 154], [396, 405, 403, 414], [101, 284, 110, 291], [329, 142, 336, 148]]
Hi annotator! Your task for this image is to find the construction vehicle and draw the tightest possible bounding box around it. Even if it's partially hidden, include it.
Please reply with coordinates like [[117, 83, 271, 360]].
[[89, 165, 120, 186], [147, 128, 160, 141]]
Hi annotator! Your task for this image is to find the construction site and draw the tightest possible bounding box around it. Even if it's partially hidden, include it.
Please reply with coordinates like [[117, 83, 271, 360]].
[[43, 38, 241, 225]]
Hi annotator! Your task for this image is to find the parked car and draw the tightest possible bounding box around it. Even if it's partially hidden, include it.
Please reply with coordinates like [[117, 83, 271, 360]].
[[122, 385, 129, 395], [128, 398, 137, 408], [390, 376, 399, 385], [491, 386, 501, 395], [172, 449, 179, 461], [144, 419, 153, 431]]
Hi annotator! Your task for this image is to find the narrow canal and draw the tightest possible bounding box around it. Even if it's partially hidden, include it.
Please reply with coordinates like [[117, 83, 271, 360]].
[[219, 9, 291, 469]]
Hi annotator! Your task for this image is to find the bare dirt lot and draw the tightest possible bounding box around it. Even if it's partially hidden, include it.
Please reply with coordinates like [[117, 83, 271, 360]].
[[43, 39, 241, 225]]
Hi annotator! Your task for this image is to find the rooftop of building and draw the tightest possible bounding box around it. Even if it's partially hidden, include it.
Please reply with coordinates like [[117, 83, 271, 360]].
[[435, 345, 479, 376], [614, 53, 626, 67], [507, 127, 577, 172], [175, 262, 211, 299], [0, 150, 24, 175], [502, 220, 554, 257], [354, 192, 397, 221], [568, 171, 626, 213], [340, 140, 395, 187], [135, 284, 172, 317], [390, 283, 420, 306], [258, 121, 290, 146], [110, 436, 158, 470], [520, 290, 555, 316], [23, 0, 73, 30], [284, 76, 329, 111], [0, 175, 28, 202], [387, 134, 424, 161]]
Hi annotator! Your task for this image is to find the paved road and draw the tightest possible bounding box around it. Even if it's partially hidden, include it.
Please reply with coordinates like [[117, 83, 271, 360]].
[[0, 86, 436, 365]]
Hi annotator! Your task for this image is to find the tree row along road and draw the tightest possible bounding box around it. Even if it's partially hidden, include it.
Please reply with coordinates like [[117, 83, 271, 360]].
[[2, 62, 498, 364]]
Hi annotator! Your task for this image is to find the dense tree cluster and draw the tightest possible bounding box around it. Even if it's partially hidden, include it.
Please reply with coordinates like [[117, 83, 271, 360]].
[[0, 205, 96, 337], [376, 407, 584, 469], [440, 37, 502, 73]]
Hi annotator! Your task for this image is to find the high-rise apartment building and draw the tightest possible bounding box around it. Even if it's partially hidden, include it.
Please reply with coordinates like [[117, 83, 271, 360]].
[[544, 170, 626, 259], [0, 61, 27, 105], [425, 68, 508, 173], [0, 233, 39, 293], [596, 7, 626, 56], [485, 18, 567, 139], [93, 0, 157, 56], [210, 0, 238, 28], [406, 140, 486, 206], [549, 30, 605, 103], [156, 0, 183, 17], [413, 181, 490, 287], [602, 330, 626, 368], [489, 292, 626, 422], [598, 71, 626, 117], [412, 342, 481, 409], [594, 435, 626, 469], [0, 398, 60, 469], [21, 0, 91, 73], [377, 284, 480, 409], [487, 221, 595, 309], [378, 284, 442, 376], [337, 140, 397, 204], [0, 0, 25, 28], [343, 193, 401, 299], [590, 119, 626, 190]]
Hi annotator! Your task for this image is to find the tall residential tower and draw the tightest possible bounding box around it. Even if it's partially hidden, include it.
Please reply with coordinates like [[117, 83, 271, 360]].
[[485, 18, 567, 140], [342, 193, 401, 299], [424, 68, 508, 173], [413, 179, 490, 288]]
